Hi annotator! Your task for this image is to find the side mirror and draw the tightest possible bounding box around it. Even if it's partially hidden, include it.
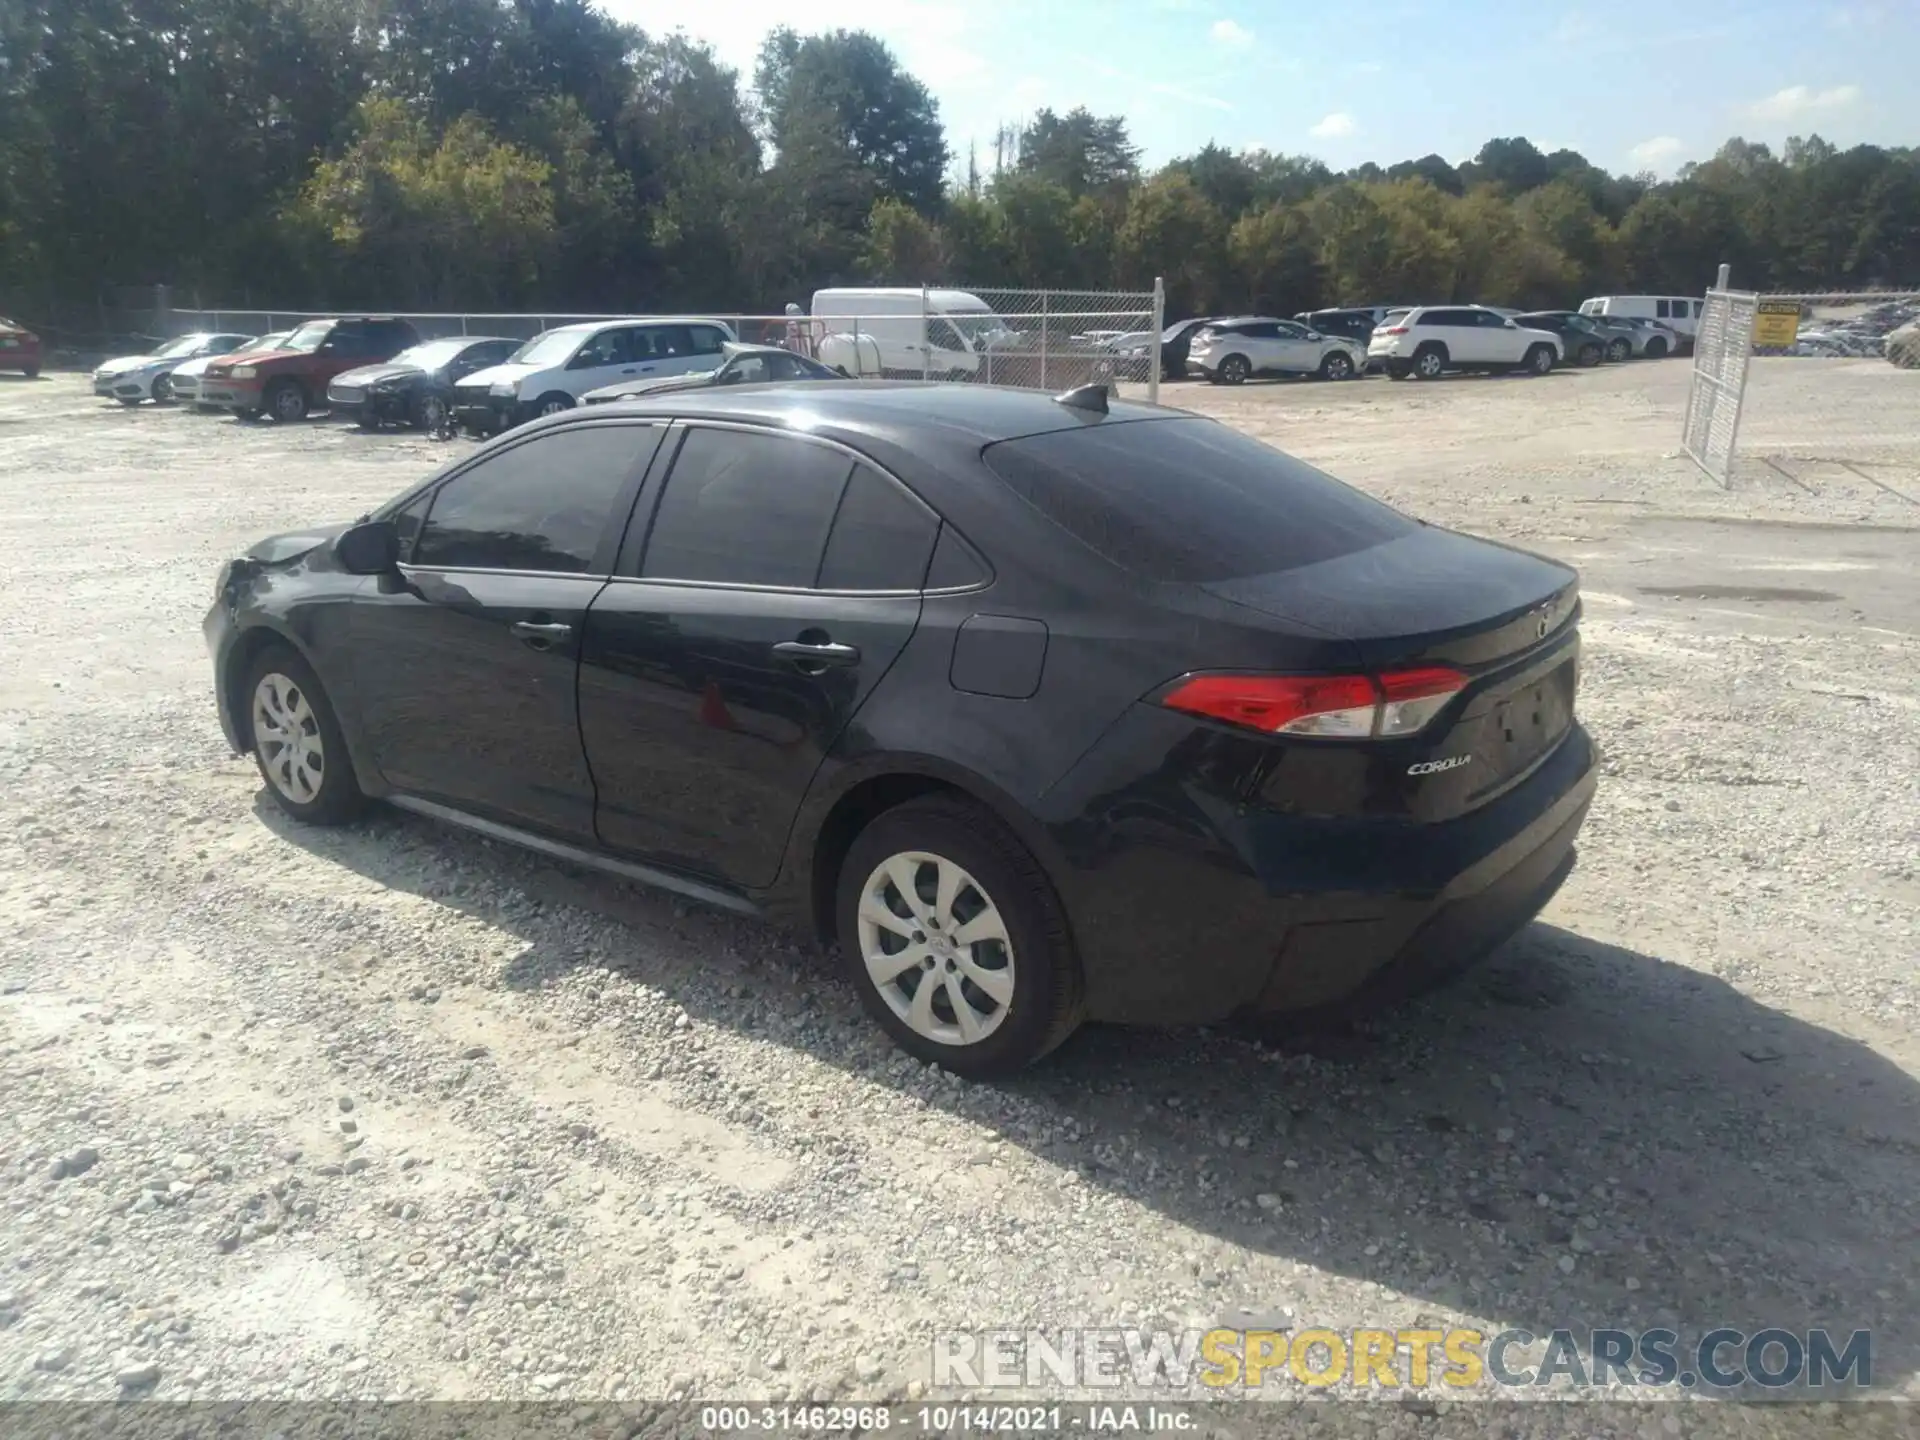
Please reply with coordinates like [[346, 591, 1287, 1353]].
[[335, 519, 400, 575], [1306, 331, 1322, 341]]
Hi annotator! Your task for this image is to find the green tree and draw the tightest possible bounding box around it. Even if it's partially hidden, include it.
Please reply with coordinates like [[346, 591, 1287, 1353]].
[[755, 27, 948, 214], [286, 98, 556, 306], [1115, 171, 1226, 316], [1228, 203, 1324, 314], [861, 198, 946, 283], [1018, 108, 1141, 198]]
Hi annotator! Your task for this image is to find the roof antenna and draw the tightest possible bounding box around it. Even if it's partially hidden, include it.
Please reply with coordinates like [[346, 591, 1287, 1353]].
[[1053, 381, 1109, 414]]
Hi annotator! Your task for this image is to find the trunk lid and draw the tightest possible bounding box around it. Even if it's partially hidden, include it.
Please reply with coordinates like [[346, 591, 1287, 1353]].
[[1207, 526, 1582, 817]]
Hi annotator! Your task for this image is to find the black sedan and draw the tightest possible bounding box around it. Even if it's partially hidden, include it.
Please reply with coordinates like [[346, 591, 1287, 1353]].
[[327, 336, 522, 431], [204, 383, 1596, 1076], [581, 342, 841, 404], [1513, 312, 1609, 368]]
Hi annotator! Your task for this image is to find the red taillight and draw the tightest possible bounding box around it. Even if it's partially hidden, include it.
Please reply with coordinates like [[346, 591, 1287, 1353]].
[[1377, 326, 1408, 336], [1161, 667, 1467, 739]]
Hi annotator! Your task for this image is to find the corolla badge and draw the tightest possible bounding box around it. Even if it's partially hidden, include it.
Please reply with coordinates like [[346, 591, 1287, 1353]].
[[1407, 755, 1473, 776]]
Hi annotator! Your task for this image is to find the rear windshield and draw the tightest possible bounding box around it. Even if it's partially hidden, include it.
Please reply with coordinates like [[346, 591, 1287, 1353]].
[[980, 418, 1416, 583]]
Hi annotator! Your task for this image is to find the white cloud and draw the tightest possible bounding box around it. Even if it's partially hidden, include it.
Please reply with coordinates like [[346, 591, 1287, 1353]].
[[1629, 135, 1685, 168], [1209, 18, 1254, 49], [1150, 81, 1235, 113], [1742, 83, 1862, 122], [1309, 112, 1356, 139]]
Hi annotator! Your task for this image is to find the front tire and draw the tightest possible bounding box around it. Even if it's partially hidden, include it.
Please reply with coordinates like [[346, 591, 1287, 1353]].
[[243, 645, 366, 826], [1578, 343, 1602, 367], [414, 393, 450, 432], [836, 796, 1082, 1078], [533, 391, 574, 418], [1645, 337, 1668, 359], [1216, 354, 1250, 386], [264, 378, 309, 423], [1524, 344, 1556, 376], [23, 363, 40, 379], [1607, 338, 1630, 363], [1318, 351, 1355, 381]]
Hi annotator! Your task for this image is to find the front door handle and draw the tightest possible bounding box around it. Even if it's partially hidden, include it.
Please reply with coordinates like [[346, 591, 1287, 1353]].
[[511, 620, 573, 648], [772, 639, 860, 668]]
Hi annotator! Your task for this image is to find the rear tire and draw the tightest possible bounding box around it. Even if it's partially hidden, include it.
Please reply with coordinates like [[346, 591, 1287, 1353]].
[[23, 363, 40, 379], [1411, 346, 1446, 381], [836, 796, 1082, 1078], [1216, 354, 1250, 386], [242, 644, 366, 827], [1645, 337, 1668, 359], [1578, 343, 1602, 367]]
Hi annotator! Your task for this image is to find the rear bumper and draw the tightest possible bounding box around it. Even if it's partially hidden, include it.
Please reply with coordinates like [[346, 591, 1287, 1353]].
[[1048, 716, 1599, 1025]]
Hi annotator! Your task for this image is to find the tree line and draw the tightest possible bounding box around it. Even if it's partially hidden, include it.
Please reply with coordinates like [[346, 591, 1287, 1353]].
[[3, 0, 1917, 324]]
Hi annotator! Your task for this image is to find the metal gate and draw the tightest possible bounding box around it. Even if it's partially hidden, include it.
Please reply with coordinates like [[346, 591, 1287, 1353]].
[[1681, 265, 1757, 487]]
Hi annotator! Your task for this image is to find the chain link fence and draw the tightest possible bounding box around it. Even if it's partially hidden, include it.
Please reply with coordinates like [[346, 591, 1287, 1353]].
[[1683, 269, 1920, 495], [165, 284, 1166, 401]]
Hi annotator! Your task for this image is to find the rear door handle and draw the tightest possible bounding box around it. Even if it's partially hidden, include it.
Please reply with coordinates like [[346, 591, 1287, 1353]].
[[511, 620, 573, 648], [772, 640, 860, 668]]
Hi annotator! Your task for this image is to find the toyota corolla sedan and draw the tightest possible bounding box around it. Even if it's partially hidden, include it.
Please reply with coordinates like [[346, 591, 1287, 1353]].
[[204, 384, 1596, 1076]]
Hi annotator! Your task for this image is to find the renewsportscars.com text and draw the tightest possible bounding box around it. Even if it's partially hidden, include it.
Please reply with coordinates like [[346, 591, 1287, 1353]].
[[933, 1326, 1873, 1391]]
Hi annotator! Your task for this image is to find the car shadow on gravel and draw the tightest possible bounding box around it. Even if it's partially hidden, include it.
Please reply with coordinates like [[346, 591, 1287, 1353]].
[[262, 798, 1919, 1395]]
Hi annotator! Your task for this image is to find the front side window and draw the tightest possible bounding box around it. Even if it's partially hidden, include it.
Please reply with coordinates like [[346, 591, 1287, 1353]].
[[640, 427, 854, 589], [1273, 321, 1311, 339], [568, 330, 628, 369], [413, 425, 653, 573]]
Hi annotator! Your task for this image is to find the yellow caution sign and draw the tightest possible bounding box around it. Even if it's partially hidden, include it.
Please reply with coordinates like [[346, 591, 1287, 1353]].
[[1752, 299, 1801, 348]]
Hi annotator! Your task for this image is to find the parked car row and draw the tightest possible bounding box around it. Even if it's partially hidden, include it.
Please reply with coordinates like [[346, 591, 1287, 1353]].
[[1133, 297, 1691, 387], [76, 314, 856, 435]]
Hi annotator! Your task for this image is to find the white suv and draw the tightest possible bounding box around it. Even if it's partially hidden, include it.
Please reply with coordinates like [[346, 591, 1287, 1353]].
[[452, 318, 737, 434], [1368, 306, 1562, 380], [1188, 316, 1368, 384]]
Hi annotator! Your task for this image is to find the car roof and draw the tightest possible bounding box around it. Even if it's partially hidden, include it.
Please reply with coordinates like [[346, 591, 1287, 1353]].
[[722, 342, 804, 358], [539, 380, 1176, 446]]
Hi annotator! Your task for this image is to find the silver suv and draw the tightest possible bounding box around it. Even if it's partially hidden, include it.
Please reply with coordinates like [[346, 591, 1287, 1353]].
[[1188, 316, 1368, 384], [1367, 306, 1563, 381]]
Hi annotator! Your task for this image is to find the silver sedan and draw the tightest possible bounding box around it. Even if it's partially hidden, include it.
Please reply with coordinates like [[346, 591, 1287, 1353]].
[[92, 332, 256, 405]]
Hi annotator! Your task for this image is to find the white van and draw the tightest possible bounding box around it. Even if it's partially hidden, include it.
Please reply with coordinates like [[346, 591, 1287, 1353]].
[[1579, 295, 1704, 344], [811, 288, 1017, 378]]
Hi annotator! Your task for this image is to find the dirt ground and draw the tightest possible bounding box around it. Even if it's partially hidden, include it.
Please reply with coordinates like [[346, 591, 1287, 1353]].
[[0, 358, 1915, 1417]]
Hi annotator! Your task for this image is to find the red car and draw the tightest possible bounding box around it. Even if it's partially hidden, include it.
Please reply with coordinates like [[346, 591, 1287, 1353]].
[[200, 316, 420, 421], [0, 317, 42, 378]]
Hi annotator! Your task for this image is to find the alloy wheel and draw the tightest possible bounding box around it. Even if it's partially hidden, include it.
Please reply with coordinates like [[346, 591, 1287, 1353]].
[[1323, 352, 1354, 380], [857, 851, 1016, 1047], [420, 395, 448, 430], [539, 397, 570, 416], [252, 672, 325, 805], [1416, 350, 1444, 379], [152, 373, 173, 403]]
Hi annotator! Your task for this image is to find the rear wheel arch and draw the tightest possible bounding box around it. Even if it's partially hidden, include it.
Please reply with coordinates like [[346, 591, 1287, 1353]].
[[796, 764, 1074, 947]]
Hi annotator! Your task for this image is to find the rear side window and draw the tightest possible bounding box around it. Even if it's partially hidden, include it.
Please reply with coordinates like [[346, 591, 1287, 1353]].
[[1424, 309, 1471, 327], [818, 465, 938, 591], [413, 425, 653, 573], [641, 427, 853, 588], [689, 326, 728, 355], [981, 418, 1416, 583], [1656, 300, 1671, 318]]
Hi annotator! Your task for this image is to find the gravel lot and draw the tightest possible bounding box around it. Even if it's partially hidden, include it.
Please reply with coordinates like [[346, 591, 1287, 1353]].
[[1, 360, 1915, 1418]]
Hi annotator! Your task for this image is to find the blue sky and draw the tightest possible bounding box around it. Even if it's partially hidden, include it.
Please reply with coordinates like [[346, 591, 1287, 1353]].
[[605, 0, 1918, 179]]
